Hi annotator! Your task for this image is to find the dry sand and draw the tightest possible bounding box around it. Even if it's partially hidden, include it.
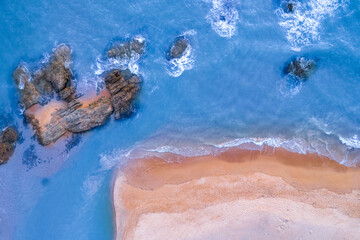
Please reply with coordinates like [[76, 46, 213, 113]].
[[113, 147, 360, 240]]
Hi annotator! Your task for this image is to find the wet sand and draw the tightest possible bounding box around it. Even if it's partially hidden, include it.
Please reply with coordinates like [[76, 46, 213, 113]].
[[113, 147, 360, 240]]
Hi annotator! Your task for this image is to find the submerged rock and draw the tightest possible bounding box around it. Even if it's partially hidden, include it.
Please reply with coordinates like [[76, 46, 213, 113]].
[[105, 70, 141, 119], [107, 37, 145, 59], [0, 127, 19, 164], [168, 37, 190, 59], [284, 57, 316, 80]]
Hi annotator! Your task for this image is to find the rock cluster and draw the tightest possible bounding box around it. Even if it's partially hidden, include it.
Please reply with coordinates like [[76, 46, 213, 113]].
[[13, 44, 75, 109], [167, 37, 190, 59], [0, 127, 18, 164], [14, 43, 142, 146], [107, 37, 145, 59], [284, 57, 316, 80]]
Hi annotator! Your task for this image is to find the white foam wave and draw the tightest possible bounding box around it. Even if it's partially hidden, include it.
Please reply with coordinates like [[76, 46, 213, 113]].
[[148, 145, 213, 157], [278, 75, 304, 98], [214, 137, 309, 154], [339, 135, 360, 149], [81, 148, 133, 198], [166, 45, 195, 77], [275, 0, 347, 51], [206, 0, 239, 38]]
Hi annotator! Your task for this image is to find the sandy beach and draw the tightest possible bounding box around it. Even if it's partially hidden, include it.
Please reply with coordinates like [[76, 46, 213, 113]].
[[113, 146, 360, 240]]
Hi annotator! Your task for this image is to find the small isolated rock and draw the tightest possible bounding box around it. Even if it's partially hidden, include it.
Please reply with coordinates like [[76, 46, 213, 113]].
[[284, 57, 316, 80], [105, 69, 141, 119], [282, 1, 296, 13], [107, 37, 145, 59], [0, 127, 19, 164], [168, 37, 190, 59]]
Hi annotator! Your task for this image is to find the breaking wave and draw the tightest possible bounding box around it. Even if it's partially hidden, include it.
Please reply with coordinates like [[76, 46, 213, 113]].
[[166, 44, 195, 77], [88, 35, 145, 89], [339, 135, 360, 149], [275, 0, 348, 51]]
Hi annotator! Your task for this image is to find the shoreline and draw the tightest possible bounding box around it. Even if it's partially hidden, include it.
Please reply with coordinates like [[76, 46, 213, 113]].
[[113, 146, 360, 240]]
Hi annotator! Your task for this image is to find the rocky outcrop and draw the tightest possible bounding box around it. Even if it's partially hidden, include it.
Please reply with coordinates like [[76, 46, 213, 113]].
[[0, 127, 18, 164], [284, 57, 316, 80], [168, 37, 190, 59], [105, 70, 141, 119], [65, 97, 113, 133], [107, 37, 145, 59], [26, 98, 113, 145], [14, 44, 76, 108], [14, 43, 142, 145]]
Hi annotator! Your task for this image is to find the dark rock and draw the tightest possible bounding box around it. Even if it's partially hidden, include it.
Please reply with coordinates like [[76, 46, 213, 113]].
[[284, 57, 316, 80], [13, 66, 41, 109], [0, 142, 14, 164], [14, 44, 75, 109], [107, 38, 145, 59], [282, 1, 296, 13], [105, 70, 141, 119], [35, 44, 73, 93], [59, 86, 75, 102], [1, 127, 18, 143], [168, 37, 190, 59], [0, 126, 19, 164]]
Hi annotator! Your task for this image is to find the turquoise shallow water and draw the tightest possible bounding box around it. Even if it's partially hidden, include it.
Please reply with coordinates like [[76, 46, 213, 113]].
[[0, 0, 360, 239]]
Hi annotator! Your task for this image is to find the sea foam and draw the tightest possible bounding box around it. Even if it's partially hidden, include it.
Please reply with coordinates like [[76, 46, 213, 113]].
[[166, 45, 195, 78], [275, 0, 348, 51], [339, 135, 360, 149], [206, 0, 239, 38]]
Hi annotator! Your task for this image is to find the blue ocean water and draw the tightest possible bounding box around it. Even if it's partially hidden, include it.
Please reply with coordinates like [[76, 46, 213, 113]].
[[0, 0, 360, 239]]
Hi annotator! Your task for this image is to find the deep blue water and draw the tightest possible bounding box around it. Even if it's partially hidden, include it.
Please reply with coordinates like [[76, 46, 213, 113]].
[[0, 0, 360, 239]]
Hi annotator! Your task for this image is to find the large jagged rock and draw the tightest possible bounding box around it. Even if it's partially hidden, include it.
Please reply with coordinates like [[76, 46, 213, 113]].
[[13, 66, 41, 109], [168, 37, 190, 59], [107, 37, 145, 59], [66, 97, 113, 133], [32, 44, 75, 102], [104, 70, 141, 119], [26, 98, 113, 145], [284, 57, 316, 80], [14, 44, 76, 109], [0, 127, 18, 164]]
